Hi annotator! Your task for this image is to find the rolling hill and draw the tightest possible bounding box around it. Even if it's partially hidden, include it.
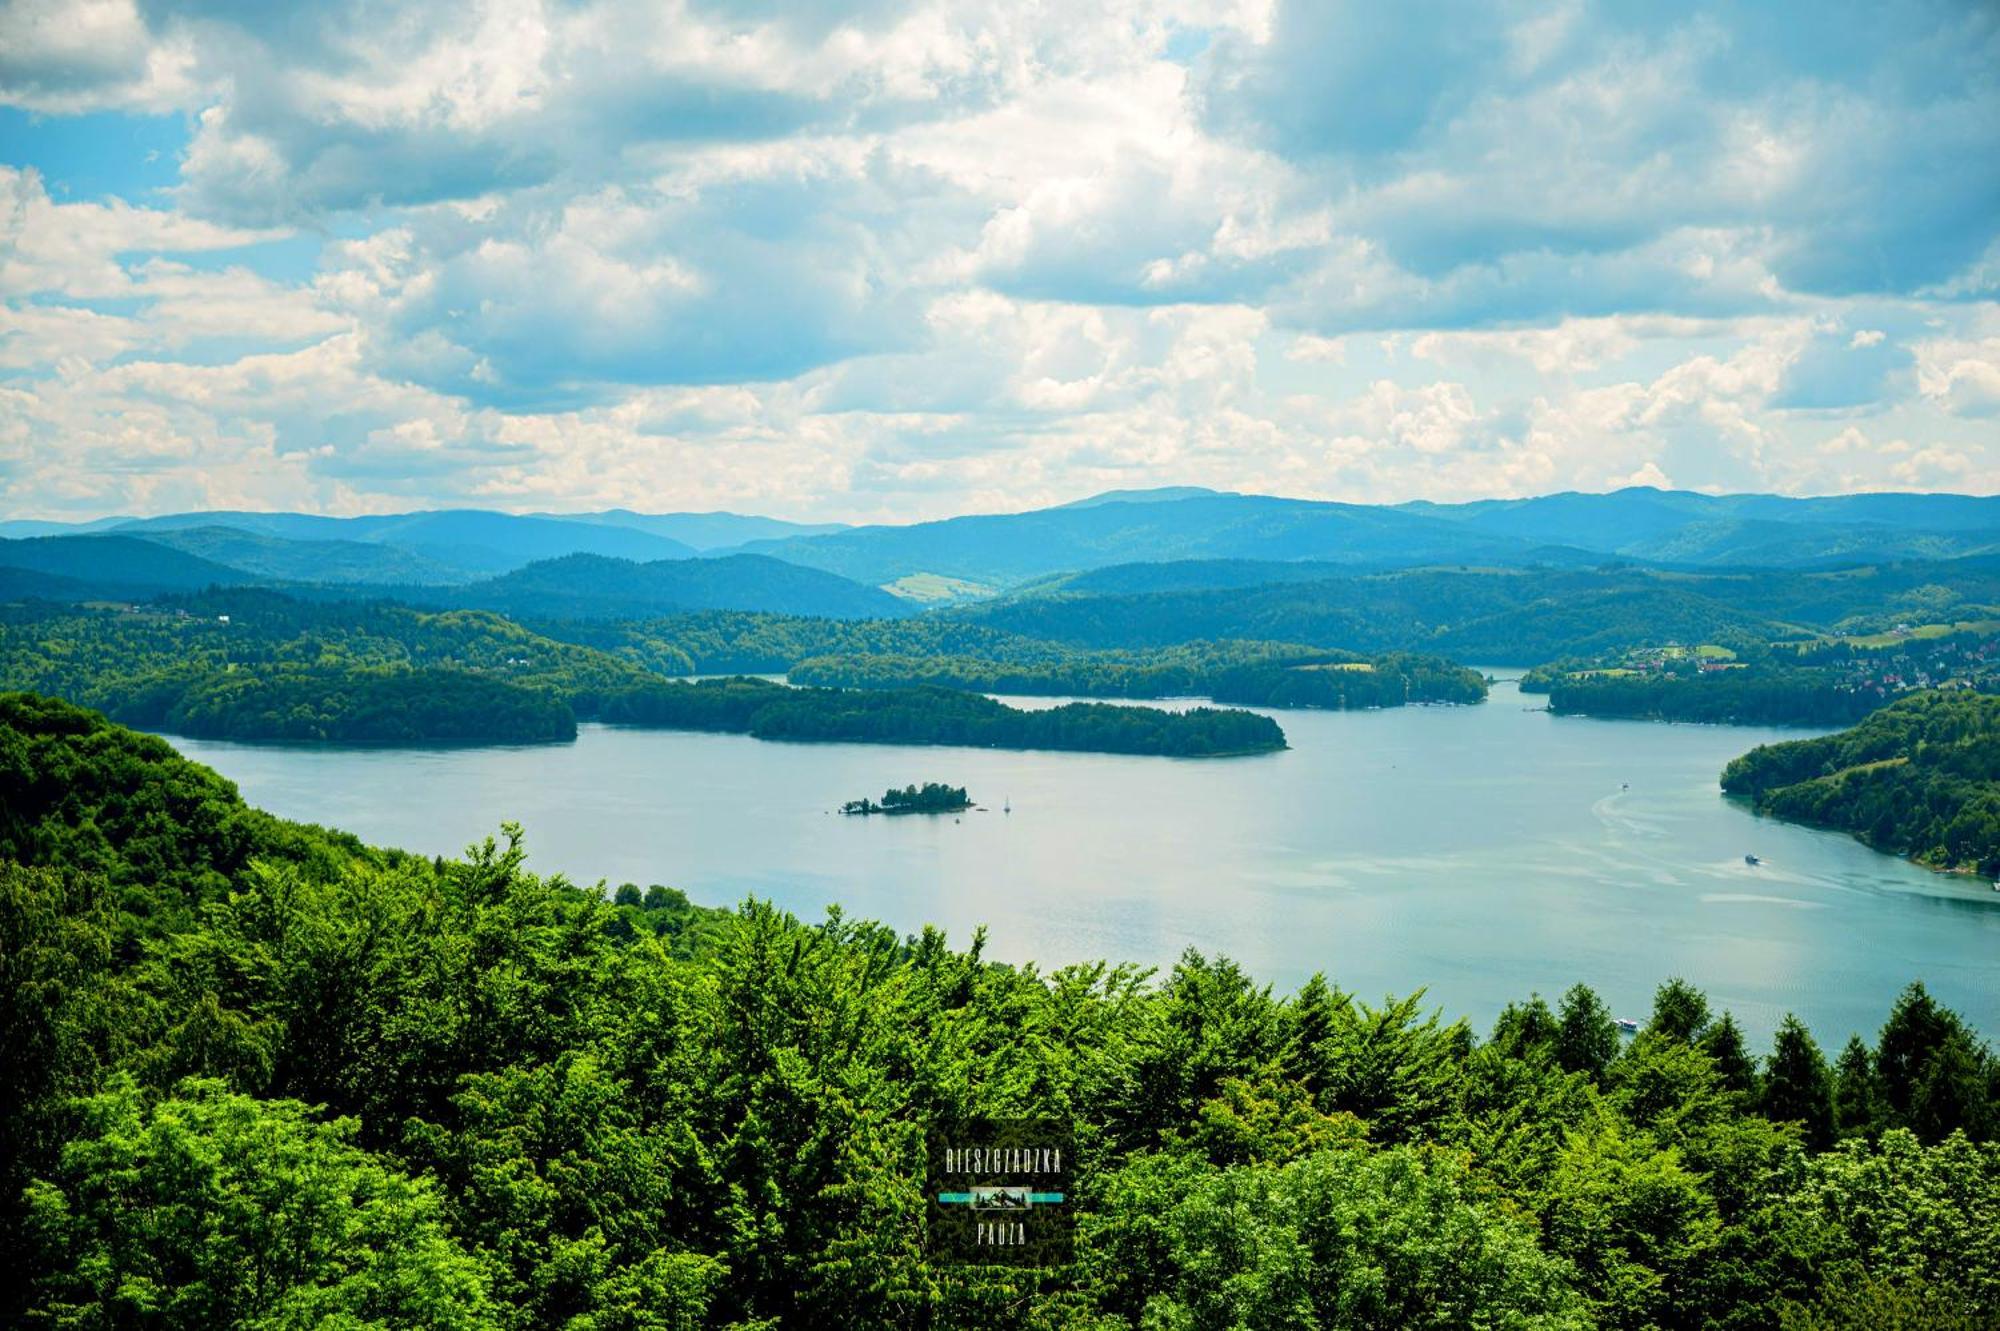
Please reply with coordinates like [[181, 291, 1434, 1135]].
[[129, 526, 474, 585], [958, 558, 2000, 664]]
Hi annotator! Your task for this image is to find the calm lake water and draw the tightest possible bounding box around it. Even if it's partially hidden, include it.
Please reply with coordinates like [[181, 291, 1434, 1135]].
[[169, 678, 2000, 1046]]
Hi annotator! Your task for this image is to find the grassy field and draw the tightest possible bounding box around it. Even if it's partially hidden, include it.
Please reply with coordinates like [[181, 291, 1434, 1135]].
[[1834, 619, 2000, 649], [880, 572, 997, 604]]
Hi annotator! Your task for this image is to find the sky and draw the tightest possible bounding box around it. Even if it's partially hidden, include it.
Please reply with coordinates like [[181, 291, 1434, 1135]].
[[1, 0, 1997, 524]]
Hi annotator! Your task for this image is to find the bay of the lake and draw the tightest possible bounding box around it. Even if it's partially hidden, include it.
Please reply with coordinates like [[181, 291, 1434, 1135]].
[[168, 678, 2000, 1045]]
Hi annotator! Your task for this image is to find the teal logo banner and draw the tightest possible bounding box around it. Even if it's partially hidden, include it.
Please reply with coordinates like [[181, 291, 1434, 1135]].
[[926, 1118, 1074, 1267]]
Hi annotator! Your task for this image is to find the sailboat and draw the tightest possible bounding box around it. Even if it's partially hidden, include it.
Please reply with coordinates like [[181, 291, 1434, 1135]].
[[1003, 797, 1011, 814]]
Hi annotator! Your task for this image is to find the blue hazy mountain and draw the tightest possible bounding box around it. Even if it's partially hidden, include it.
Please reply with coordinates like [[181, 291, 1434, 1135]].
[[1398, 488, 2000, 566], [0, 516, 135, 539], [426, 552, 909, 620], [5, 509, 836, 579], [127, 526, 476, 585], [0, 534, 255, 598], [536, 509, 848, 550], [733, 492, 1564, 585], [0, 534, 907, 620], [7, 488, 1993, 600], [104, 509, 700, 576], [738, 487, 2000, 586], [1051, 486, 1232, 509]]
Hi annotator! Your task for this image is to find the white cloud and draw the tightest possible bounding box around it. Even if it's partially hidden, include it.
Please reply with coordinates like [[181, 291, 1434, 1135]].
[[1915, 337, 2000, 419], [0, 166, 285, 300], [0, 0, 197, 112], [0, 0, 1995, 519]]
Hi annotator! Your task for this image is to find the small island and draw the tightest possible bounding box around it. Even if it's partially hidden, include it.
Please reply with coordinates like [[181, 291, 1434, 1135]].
[[841, 783, 972, 816]]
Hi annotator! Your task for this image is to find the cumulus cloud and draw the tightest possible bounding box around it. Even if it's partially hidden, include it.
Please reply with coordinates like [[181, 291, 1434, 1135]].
[[0, 0, 195, 112], [0, 0, 1994, 519], [1915, 337, 2000, 419]]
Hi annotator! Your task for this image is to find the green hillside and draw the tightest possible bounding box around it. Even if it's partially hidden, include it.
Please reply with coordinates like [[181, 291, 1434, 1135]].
[[1723, 691, 2000, 873]]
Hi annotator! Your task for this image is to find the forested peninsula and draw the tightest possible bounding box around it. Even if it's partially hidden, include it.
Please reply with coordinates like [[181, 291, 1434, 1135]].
[[1544, 670, 1885, 727], [0, 595, 1285, 756], [3, 691, 1997, 1329], [597, 677, 1286, 756], [1721, 691, 2000, 875], [1527, 626, 2000, 728], [790, 644, 1485, 708]]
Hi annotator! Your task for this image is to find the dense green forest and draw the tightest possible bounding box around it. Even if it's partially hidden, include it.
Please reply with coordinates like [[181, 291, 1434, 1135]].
[[1721, 691, 2000, 874], [0, 591, 649, 743], [4, 692, 1997, 1328], [121, 666, 577, 744], [555, 612, 1482, 710], [962, 562, 2000, 663], [548, 609, 1039, 675], [520, 561, 2000, 686], [12, 560, 2000, 748]]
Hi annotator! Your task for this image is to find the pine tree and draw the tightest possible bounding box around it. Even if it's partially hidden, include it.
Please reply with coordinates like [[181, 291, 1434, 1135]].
[[1761, 1015, 1835, 1149], [1876, 981, 1956, 1123], [1490, 993, 1559, 1061], [1910, 1032, 1990, 1144], [1554, 983, 1620, 1080], [1832, 1035, 1880, 1139], [1648, 978, 1711, 1044], [1280, 973, 1347, 1097], [1700, 1013, 1758, 1101]]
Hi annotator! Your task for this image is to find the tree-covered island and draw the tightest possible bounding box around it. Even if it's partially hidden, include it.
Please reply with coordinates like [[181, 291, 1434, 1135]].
[[840, 782, 972, 815]]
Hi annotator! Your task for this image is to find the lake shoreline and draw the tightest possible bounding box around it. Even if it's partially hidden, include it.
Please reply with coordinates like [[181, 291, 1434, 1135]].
[[166, 678, 2000, 1046]]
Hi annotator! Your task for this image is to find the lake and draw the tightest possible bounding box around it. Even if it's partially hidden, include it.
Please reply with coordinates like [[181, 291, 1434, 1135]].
[[168, 678, 2000, 1046]]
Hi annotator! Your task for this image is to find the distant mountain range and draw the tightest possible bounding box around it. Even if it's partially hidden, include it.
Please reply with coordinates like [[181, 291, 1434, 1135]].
[[93, 509, 704, 576], [0, 535, 905, 621], [0, 507, 850, 581], [735, 493, 1592, 585], [2, 488, 1994, 617], [738, 487, 2000, 584], [528, 509, 849, 551], [1398, 490, 2000, 567]]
